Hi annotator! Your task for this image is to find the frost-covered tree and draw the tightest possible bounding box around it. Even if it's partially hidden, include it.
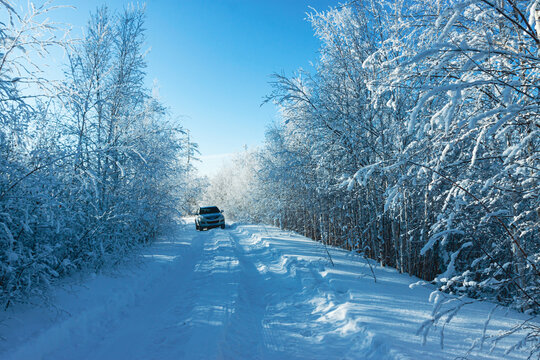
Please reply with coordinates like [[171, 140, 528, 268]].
[[57, 4, 194, 263], [0, 3, 195, 308], [222, 0, 539, 355], [203, 149, 260, 222], [0, 0, 71, 308]]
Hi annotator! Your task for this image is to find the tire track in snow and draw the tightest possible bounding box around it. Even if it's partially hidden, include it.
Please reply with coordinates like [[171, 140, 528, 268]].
[[220, 229, 270, 359], [178, 227, 272, 359], [172, 228, 245, 359]]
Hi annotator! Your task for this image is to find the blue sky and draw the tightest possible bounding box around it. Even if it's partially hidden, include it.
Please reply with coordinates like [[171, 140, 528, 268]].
[[50, 0, 338, 176]]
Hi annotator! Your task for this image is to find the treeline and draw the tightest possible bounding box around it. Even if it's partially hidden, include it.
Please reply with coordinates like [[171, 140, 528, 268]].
[[206, 0, 539, 342], [0, 3, 195, 307]]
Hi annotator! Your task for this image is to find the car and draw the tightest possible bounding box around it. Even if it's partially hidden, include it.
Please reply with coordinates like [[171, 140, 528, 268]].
[[195, 206, 225, 231]]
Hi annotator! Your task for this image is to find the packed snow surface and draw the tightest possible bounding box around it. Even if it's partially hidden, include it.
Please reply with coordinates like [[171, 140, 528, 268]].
[[0, 220, 534, 359]]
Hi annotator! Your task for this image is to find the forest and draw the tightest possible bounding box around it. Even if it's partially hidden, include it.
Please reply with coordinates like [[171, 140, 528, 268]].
[[0, 2, 198, 308], [204, 0, 540, 351], [0, 0, 539, 357]]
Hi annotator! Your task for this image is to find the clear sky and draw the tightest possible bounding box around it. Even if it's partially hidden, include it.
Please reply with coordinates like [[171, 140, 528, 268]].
[[48, 0, 339, 176]]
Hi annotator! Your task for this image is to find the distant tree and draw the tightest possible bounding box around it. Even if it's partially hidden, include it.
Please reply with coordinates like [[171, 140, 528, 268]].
[[203, 149, 260, 222]]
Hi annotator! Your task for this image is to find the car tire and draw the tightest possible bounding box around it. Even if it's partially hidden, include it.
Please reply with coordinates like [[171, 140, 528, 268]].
[[221, 224, 225, 229]]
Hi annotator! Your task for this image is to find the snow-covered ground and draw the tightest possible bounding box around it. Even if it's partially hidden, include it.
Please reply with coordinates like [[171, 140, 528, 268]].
[[0, 220, 535, 359]]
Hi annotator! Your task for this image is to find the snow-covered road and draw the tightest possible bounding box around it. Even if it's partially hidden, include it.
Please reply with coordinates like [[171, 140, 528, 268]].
[[0, 221, 535, 359]]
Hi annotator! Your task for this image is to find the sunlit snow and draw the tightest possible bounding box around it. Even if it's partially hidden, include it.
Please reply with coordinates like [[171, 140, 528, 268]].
[[0, 220, 533, 359]]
